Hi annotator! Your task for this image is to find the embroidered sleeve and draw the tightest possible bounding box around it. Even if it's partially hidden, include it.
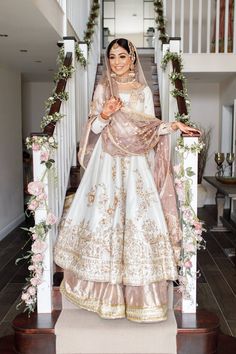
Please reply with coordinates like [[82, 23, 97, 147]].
[[159, 122, 175, 135], [143, 86, 155, 116], [89, 84, 110, 134]]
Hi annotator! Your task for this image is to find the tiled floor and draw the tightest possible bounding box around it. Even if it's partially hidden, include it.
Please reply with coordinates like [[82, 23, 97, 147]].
[[0, 206, 236, 339]]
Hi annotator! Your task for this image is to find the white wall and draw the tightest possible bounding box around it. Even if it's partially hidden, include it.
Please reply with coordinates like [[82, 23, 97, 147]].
[[0, 65, 24, 240], [187, 81, 220, 204], [22, 82, 54, 138]]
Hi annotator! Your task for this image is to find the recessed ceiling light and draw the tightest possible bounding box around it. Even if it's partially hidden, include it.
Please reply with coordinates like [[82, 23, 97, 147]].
[[20, 49, 28, 52], [0, 33, 8, 37]]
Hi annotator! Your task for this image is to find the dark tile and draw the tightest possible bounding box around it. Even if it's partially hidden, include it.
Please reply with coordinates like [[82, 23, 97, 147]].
[[227, 320, 236, 337]]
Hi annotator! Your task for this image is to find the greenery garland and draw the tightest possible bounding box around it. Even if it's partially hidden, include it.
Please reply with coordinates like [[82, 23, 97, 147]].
[[83, 0, 100, 49], [154, 0, 169, 43]]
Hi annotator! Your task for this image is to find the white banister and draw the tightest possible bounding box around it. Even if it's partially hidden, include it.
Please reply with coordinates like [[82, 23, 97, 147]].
[[198, 0, 202, 53], [207, 0, 212, 53], [189, 0, 193, 53], [182, 136, 198, 313]]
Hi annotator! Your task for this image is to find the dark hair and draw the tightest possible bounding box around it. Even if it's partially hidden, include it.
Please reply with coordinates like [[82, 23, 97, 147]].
[[106, 38, 137, 64]]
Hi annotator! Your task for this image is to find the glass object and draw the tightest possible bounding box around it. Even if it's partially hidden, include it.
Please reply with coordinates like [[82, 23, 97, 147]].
[[215, 152, 225, 176]]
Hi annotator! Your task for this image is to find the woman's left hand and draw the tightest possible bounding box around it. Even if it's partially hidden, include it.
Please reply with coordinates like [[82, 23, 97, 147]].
[[172, 121, 201, 136]]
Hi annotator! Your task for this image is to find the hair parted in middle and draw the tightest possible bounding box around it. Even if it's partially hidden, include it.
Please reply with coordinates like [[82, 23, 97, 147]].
[[106, 38, 137, 64]]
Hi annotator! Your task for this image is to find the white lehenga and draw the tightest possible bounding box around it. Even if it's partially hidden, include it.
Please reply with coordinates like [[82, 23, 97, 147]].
[[54, 86, 178, 322]]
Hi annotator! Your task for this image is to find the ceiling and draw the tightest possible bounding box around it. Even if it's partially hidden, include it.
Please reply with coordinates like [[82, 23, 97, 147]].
[[0, 0, 61, 81]]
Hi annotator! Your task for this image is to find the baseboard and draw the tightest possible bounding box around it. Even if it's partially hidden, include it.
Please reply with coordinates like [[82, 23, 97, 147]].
[[0, 213, 25, 241]]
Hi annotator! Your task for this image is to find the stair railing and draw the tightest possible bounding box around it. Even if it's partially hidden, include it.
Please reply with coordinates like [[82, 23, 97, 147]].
[[163, 0, 236, 54], [31, 38, 78, 313], [154, 2, 200, 313]]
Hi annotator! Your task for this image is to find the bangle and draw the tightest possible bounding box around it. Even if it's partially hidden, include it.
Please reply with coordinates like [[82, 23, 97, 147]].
[[100, 111, 110, 120]]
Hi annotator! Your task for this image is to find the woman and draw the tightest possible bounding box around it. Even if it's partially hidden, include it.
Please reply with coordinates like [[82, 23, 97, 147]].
[[54, 38, 199, 323]]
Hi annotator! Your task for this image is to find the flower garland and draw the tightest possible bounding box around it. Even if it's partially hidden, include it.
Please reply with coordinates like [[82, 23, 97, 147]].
[[174, 139, 206, 300], [17, 140, 57, 314]]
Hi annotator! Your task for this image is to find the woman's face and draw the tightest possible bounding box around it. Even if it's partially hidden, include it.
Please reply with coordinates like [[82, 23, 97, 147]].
[[108, 44, 132, 77]]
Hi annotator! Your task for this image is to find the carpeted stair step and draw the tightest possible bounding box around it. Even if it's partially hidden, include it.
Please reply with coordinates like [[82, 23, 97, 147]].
[[55, 308, 177, 354]]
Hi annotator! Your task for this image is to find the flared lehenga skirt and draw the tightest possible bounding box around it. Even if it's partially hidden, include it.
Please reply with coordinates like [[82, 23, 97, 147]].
[[54, 137, 178, 322]]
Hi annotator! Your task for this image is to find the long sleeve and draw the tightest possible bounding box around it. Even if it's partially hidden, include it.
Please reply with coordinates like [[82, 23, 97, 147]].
[[89, 84, 110, 134]]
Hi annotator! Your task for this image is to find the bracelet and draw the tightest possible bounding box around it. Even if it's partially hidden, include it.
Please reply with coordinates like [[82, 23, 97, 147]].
[[100, 111, 110, 120]]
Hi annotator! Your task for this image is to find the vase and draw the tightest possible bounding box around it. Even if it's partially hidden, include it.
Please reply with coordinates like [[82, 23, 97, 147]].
[[197, 183, 207, 208]]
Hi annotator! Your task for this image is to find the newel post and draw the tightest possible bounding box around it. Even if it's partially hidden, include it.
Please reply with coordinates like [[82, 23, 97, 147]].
[[34, 144, 54, 313], [182, 135, 198, 313]]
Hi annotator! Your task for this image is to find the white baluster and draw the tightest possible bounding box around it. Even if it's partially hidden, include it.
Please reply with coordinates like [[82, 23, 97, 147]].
[[224, 0, 229, 53], [171, 0, 176, 37], [198, 0, 202, 53], [207, 0, 212, 53], [76, 43, 89, 142], [180, 0, 185, 52], [182, 136, 198, 313], [234, 0, 236, 53], [189, 0, 193, 53], [215, 0, 220, 53], [161, 43, 170, 123]]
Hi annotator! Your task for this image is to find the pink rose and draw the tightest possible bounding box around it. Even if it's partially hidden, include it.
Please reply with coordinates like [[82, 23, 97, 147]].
[[30, 277, 41, 286], [40, 151, 49, 162], [46, 212, 57, 225], [32, 240, 47, 254], [27, 286, 36, 296], [36, 193, 47, 202], [28, 181, 44, 196], [28, 199, 39, 211], [185, 244, 195, 252], [21, 292, 30, 301], [32, 143, 40, 151], [184, 260, 192, 268], [32, 254, 44, 263], [194, 221, 202, 230], [28, 265, 35, 271], [32, 233, 38, 240], [173, 164, 181, 175]]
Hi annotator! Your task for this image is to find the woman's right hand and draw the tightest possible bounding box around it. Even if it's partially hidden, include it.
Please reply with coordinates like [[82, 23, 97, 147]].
[[101, 96, 123, 119]]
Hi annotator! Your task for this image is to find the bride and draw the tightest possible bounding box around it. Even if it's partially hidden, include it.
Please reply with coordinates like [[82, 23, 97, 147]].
[[54, 38, 199, 323]]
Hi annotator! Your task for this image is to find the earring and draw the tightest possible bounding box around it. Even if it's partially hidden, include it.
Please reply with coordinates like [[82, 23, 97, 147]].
[[128, 63, 135, 78], [111, 72, 116, 78]]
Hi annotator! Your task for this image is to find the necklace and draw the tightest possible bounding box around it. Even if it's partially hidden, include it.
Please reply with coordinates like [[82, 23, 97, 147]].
[[112, 76, 136, 84]]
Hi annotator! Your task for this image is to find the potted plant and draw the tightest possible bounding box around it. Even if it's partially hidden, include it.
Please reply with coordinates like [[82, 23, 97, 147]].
[[197, 126, 211, 207]]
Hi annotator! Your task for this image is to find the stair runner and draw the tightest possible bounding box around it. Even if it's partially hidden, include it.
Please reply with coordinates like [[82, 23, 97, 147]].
[[55, 54, 176, 354], [55, 283, 177, 354]]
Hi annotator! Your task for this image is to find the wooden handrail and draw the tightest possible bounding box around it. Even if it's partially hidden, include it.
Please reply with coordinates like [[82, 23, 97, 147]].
[[43, 52, 73, 136], [171, 58, 188, 116]]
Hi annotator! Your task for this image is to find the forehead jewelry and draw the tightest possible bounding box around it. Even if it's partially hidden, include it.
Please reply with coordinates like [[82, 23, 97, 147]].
[[111, 40, 119, 50]]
